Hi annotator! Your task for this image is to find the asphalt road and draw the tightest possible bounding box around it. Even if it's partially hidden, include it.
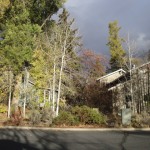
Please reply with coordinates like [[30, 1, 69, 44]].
[[0, 128, 150, 150]]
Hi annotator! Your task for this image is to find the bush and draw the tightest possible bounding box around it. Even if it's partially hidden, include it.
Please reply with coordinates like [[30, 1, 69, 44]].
[[0, 104, 7, 113], [71, 105, 105, 125], [41, 107, 54, 126], [53, 111, 78, 126], [29, 109, 41, 126]]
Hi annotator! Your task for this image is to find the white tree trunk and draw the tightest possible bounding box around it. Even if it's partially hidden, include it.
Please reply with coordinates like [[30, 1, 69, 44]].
[[8, 71, 12, 118], [126, 33, 136, 114], [52, 60, 56, 113], [56, 43, 66, 116], [48, 90, 51, 104], [23, 68, 29, 118], [55, 26, 70, 116]]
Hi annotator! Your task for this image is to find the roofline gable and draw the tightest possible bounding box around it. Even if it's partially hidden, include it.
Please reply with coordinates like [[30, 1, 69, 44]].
[[97, 69, 126, 81]]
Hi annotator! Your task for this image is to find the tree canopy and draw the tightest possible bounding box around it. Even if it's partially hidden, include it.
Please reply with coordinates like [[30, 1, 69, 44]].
[[0, 0, 40, 71], [0, 0, 66, 72], [107, 21, 125, 71]]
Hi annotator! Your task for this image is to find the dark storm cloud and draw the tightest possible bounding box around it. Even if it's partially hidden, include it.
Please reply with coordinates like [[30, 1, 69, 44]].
[[65, 0, 150, 55]]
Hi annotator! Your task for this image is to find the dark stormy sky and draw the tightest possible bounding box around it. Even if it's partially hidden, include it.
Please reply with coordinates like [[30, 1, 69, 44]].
[[65, 0, 150, 56]]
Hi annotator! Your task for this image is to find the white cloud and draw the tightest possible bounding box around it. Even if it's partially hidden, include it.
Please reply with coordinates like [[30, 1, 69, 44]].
[[136, 33, 150, 50]]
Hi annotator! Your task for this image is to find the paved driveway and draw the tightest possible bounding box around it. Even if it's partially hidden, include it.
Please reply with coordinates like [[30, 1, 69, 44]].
[[0, 128, 150, 150]]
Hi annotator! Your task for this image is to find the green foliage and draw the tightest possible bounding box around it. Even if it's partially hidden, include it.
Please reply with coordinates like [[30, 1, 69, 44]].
[[53, 111, 79, 126], [56, 9, 81, 97], [30, 9, 81, 99], [53, 106, 106, 126], [0, 69, 10, 104], [26, 0, 66, 26], [0, 104, 7, 113], [30, 48, 50, 88], [0, 0, 10, 19], [0, 0, 66, 71], [107, 21, 125, 71], [0, 0, 41, 71], [71, 106, 105, 125]]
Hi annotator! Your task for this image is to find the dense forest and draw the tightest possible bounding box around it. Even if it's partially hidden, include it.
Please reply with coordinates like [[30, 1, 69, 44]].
[[0, 0, 149, 127]]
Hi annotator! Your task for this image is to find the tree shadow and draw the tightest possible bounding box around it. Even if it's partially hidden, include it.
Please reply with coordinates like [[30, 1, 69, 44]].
[[0, 128, 69, 150], [0, 139, 38, 150], [119, 131, 150, 150], [1, 129, 137, 150]]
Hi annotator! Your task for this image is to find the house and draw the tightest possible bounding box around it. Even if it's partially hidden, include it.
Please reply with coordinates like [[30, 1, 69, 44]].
[[97, 69, 126, 90], [19, 78, 58, 108], [97, 62, 150, 114], [97, 69, 126, 84]]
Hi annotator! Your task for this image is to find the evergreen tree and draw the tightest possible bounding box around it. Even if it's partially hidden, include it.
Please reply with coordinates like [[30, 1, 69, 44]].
[[0, 0, 66, 71], [0, 0, 10, 19], [0, 0, 41, 105], [0, 0, 40, 71], [107, 21, 125, 71], [56, 9, 81, 98], [30, 9, 81, 116], [0, 0, 65, 106], [26, 0, 66, 27]]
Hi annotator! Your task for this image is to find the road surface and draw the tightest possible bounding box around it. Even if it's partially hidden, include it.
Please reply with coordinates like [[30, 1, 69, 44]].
[[0, 128, 150, 150]]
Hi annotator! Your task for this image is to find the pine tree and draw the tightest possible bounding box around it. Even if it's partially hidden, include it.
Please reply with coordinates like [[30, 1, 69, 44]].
[[0, 0, 10, 19], [0, 0, 65, 106], [0, 0, 40, 71], [26, 0, 66, 27], [107, 21, 125, 71], [30, 9, 81, 116]]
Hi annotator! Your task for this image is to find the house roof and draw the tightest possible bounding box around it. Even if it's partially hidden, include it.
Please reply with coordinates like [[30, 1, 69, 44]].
[[97, 61, 150, 90], [131, 61, 150, 71], [97, 69, 126, 84]]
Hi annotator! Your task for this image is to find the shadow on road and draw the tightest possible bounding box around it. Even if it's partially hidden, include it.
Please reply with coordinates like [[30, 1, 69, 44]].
[[0, 139, 38, 150], [0, 128, 117, 150], [0, 128, 68, 150], [119, 131, 150, 150], [120, 132, 128, 150], [0, 128, 150, 150]]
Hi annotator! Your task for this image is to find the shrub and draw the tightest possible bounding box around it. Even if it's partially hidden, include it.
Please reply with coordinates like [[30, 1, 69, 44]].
[[10, 104, 22, 126], [53, 111, 78, 126], [0, 104, 7, 113], [41, 107, 54, 126], [88, 109, 105, 124], [71, 105, 105, 125], [29, 109, 41, 126]]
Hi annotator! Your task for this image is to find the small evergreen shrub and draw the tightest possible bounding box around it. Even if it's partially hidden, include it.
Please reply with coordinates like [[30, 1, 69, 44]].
[[71, 105, 105, 125], [53, 111, 78, 126], [0, 104, 7, 113], [52, 106, 106, 126]]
